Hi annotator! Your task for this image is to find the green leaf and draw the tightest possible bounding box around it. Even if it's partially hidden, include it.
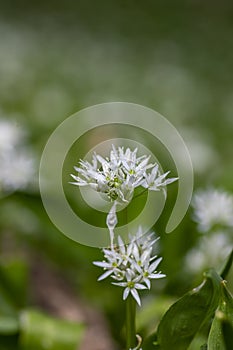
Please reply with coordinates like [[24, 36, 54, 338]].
[[208, 282, 233, 350], [220, 249, 233, 280], [19, 309, 84, 350], [156, 269, 222, 350]]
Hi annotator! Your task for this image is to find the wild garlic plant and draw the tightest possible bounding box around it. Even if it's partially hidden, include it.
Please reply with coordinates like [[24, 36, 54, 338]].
[[70, 145, 178, 349]]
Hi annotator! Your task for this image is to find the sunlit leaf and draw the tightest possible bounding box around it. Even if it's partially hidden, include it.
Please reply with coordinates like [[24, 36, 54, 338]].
[[156, 269, 222, 350]]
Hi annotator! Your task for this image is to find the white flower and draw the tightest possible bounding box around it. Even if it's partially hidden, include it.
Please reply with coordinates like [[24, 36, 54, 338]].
[[140, 164, 178, 193], [93, 227, 165, 306], [70, 145, 177, 203], [113, 269, 147, 306], [132, 257, 166, 289], [0, 119, 24, 152], [185, 231, 232, 274], [0, 119, 35, 194], [0, 150, 35, 191], [192, 188, 233, 232]]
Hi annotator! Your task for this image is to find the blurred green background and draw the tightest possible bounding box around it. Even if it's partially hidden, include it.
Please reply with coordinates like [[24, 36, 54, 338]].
[[0, 1, 233, 349]]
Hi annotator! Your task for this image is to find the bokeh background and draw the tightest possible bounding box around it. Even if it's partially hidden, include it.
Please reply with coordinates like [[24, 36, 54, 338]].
[[0, 1, 233, 349]]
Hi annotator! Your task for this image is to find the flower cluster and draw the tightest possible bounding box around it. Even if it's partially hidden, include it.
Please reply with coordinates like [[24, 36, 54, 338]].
[[192, 188, 233, 233], [70, 145, 177, 203], [93, 227, 165, 306], [70, 145, 178, 306]]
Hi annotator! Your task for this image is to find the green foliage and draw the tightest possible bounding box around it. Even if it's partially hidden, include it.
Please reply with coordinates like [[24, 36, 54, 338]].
[[143, 250, 233, 350], [155, 269, 221, 350], [207, 283, 233, 350]]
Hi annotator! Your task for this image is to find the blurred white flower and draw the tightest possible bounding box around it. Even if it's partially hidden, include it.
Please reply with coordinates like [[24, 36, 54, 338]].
[[70, 145, 177, 203], [0, 119, 24, 151], [0, 118, 35, 194], [94, 227, 165, 306], [0, 150, 35, 192], [192, 188, 233, 233], [185, 231, 232, 273]]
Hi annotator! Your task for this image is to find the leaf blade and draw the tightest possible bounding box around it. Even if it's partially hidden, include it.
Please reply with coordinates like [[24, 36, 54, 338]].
[[156, 269, 222, 350]]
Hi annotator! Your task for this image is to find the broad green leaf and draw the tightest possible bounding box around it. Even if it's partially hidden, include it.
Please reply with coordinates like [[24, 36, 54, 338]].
[[19, 309, 84, 350], [208, 283, 233, 350], [156, 269, 222, 350]]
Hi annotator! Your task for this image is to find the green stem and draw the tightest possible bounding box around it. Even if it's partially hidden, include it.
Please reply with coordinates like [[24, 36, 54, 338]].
[[126, 295, 136, 349]]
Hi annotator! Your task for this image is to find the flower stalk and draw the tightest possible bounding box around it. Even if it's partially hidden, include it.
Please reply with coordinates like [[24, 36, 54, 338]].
[[70, 145, 178, 349], [126, 295, 136, 350]]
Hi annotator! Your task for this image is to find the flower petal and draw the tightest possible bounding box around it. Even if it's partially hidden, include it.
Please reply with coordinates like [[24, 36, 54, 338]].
[[131, 288, 141, 306]]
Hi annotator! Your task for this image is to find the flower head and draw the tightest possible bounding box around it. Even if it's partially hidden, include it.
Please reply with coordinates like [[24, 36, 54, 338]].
[[70, 145, 177, 203], [192, 188, 233, 233], [93, 227, 165, 306]]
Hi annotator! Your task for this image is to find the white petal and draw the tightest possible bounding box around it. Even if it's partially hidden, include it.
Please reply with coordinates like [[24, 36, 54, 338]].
[[131, 289, 141, 306], [123, 287, 130, 300], [112, 282, 127, 287], [144, 278, 151, 289], [163, 177, 179, 185], [93, 261, 111, 268], [150, 273, 166, 279], [134, 283, 147, 290], [98, 270, 113, 281], [148, 257, 163, 273]]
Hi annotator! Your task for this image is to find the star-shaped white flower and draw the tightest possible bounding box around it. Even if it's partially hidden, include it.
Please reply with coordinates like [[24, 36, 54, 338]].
[[113, 269, 147, 306]]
